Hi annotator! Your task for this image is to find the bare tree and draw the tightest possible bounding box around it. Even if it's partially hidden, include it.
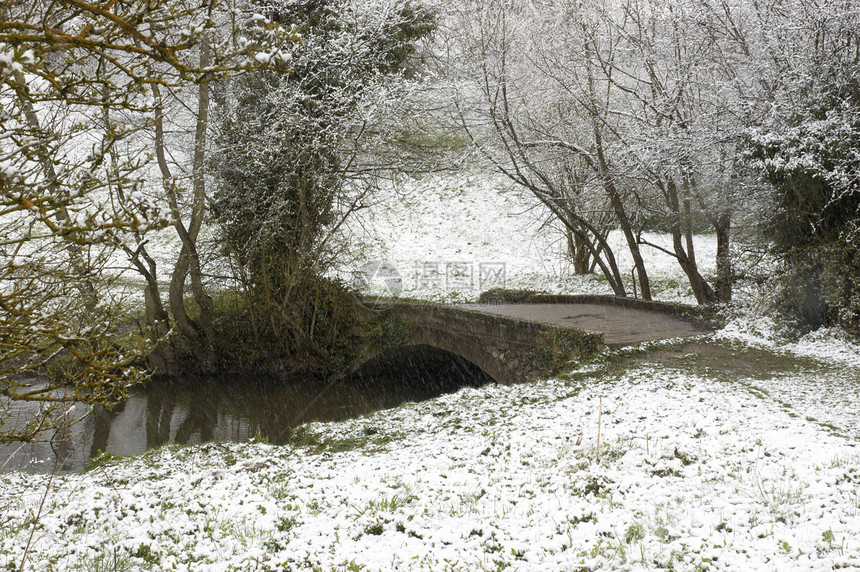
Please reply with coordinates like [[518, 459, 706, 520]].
[[0, 0, 296, 441], [447, 0, 636, 296], [444, 0, 789, 304]]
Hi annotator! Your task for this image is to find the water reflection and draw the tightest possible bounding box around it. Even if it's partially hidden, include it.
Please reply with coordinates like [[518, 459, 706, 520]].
[[1, 345, 492, 473]]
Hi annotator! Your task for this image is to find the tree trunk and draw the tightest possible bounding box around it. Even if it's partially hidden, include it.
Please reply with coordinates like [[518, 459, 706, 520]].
[[593, 127, 651, 299], [144, 283, 178, 376], [552, 198, 625, 296], [102, 83, 177, 376], [568, 228, 592, 275], [674, 233, 718, 305], [187, 37, 215, 362], [664, 178, 718, 305], [715, 212, 732, 302], [153, 39, 216, 371], [14, 72, 98, 311], [683, 197, 696, 267], [581, 31, 650, 300], [189, 37, 217, 361], [564, 217, 626, 296]]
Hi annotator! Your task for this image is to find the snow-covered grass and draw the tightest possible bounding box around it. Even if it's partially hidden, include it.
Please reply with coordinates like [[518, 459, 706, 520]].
[[342, 171, 719, 305], [2, 171, 860, 571], [2, 337, 859, 571]]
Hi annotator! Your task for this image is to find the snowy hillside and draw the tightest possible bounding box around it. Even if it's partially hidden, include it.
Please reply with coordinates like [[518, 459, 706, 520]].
[[342, 172, 719, 305]]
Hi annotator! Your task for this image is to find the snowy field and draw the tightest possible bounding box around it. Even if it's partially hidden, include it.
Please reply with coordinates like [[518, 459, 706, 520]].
[[2, 174, 860, 571], [340, 171, 717, 305]]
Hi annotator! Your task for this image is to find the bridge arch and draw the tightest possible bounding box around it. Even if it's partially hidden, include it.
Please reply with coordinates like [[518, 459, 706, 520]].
[[402, 327, 510, 385], [352, 296, 714, 384], [352, 302, 603, 385], [350, 343, 496, 386]]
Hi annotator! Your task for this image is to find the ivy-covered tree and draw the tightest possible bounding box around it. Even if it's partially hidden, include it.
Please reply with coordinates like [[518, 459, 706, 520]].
[[208, 0, 434, 372], [742, 1, 860, 331], [747, 100, 860, 250]]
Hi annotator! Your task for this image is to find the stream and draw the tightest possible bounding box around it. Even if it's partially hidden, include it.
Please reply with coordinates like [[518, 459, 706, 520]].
[[1, 345, 493, 473]]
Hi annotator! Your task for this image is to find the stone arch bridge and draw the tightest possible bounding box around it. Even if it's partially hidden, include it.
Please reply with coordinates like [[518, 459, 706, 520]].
[[354, 295, 714, 385]]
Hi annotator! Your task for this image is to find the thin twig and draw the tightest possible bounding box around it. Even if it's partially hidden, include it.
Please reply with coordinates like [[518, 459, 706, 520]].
[[596, 396, 603, 464], [0, 443, 27, 472], [20, 436, 61, 571]]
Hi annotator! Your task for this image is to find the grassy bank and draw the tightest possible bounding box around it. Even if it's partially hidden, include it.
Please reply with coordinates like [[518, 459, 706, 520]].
[[2, 323, 859, 571]]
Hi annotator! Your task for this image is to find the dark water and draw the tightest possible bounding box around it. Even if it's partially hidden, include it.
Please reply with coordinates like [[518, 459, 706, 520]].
[[1, 345, 493, 473]]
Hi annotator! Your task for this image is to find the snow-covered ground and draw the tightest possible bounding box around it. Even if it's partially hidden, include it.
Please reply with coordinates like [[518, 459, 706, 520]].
[[341, 171, 718, 304], [2, 173, 859, 571]]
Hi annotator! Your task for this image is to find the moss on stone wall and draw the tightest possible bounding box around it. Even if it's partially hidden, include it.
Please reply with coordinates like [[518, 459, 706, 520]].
[[361, 310, 411, 350], [478, 288, 541, 304], [537, 328, 603, 373]]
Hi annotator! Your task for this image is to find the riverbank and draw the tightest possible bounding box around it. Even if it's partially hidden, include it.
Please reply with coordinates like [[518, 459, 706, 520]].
[[1, 318, 858, 571], [4, 174, 860, 570]]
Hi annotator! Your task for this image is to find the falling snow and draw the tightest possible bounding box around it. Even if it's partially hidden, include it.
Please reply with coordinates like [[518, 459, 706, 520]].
[[2, 174, 859, 571]]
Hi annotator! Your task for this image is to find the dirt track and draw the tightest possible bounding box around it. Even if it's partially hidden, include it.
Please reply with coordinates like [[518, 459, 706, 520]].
[[462, 302, 714, 346]]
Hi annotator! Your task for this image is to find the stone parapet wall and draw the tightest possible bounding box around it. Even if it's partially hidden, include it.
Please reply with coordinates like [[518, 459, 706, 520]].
[[387, 302, 603, 384]]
